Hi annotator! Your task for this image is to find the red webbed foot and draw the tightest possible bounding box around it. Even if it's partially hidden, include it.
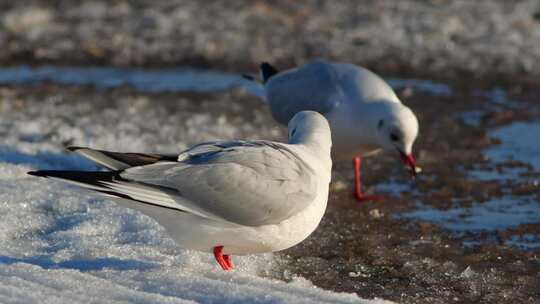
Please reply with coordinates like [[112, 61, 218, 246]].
[[213, 246, 233, 271]]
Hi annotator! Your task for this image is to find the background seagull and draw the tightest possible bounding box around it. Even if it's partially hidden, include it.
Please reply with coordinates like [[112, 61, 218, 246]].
[[245, 60, 419, 202], [28, 111, 332, 271]]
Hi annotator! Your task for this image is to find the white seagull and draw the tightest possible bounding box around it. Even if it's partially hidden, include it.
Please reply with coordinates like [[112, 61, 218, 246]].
[[245, 60, 419, 202], [28, 111, 332, 271]]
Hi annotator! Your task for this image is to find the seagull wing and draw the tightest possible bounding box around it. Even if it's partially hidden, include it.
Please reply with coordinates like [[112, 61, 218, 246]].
[[122, 141, 318, 226], [264, 60, 343, 125], [31, 141, 318, 227]]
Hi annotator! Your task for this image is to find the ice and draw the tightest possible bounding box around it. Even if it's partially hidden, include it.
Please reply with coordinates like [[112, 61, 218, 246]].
[[398, 196, 540, 232], [399, 117, 540, 248], [469, 120, 540, 182], [375, 179, 413, 197], [483, 120, 540, 171], [505, 234, 540, 250], [386, 78, 452, 97], [0, 88, 390, 303], [0, 66, 246, 93], [458, 110, 484, 127], [0, 65, 452, 99]]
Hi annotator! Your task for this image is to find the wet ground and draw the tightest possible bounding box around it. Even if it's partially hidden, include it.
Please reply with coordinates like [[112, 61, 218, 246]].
[[280, 83, 540, 303], [0, 66, 539, 303]]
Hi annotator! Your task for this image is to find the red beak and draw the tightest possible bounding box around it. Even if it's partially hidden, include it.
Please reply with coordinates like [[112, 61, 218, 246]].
[[398, 150, 417, 178]]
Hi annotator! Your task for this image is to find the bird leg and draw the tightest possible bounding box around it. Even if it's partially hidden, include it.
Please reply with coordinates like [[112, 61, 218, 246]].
[[223, 254, 233, 269], [353, 157, 384, 202], [213, 246, 233, 270]]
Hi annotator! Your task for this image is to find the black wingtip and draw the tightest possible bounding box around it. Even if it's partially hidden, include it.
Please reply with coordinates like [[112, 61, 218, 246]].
[[241, 74, 255, 81], [260, 62, 279, 84], [66, 146, 85, 152], [27, 171, 46, 177]]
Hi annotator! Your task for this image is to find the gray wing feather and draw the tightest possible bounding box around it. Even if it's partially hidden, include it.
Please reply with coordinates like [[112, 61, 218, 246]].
[[121, 141, 317, 226], [265, 60, 343, 125]]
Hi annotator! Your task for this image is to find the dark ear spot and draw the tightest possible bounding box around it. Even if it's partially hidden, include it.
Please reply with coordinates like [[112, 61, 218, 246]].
[[390, 133, 399, 141], [378, 120, 384, 129]]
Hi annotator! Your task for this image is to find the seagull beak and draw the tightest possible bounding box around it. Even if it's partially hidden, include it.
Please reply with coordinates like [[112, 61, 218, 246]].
[[398, 149, 417, 178]]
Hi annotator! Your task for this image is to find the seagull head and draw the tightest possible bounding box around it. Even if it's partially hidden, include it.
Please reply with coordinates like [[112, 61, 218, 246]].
[[288, 111, 332, 153], [375, 103, 419, 177]]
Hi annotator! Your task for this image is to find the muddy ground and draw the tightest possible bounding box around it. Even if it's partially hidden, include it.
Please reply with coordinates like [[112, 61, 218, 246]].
[[2, 79, 538, 304], [278, 81, 540, 304]]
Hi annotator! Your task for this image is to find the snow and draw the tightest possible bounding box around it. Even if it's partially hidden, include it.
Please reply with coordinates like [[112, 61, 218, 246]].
[[3, 1, 540, 77], [0, 86, 393, 303]]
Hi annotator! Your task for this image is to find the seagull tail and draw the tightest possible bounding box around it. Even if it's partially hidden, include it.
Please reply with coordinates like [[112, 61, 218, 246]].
[[239, 62, 278, 101], [65, 146, 177, 170], [27, 170, 195, 220], [27, 170, 120, 194], [259, 62, 279, 84]]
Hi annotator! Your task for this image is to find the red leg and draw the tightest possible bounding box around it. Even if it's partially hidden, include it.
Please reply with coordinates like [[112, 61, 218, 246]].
[[353, 157, 384, 202], [213, 246, 232, 270], [223, 254, 233, 269]]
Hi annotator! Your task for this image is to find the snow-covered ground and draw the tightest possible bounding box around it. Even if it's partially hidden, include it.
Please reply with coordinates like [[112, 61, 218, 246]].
[[2, 1, 540, 77], [1, 65, 539, 302], [0, 85, 399, 303]]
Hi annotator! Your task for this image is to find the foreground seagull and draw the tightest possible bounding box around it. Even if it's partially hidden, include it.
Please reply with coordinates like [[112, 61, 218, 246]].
[[245, 60, 419, 202], [28, 111, 332, 271]]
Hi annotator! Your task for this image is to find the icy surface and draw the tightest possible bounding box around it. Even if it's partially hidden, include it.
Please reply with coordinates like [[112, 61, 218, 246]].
[[0, 65, 246, 92], [458, 110, 484, 127], [375, 179, 412, 197], [399, 121, 540, 236], [469, 120, 540, 181], [386, 78, 452, 97], [0, 65, 452, 99], [0, 91, 391, 303], [398, 118, 540, 248], [483, 120, 540, 171], [399, 197, 540, 232], [505, 234, 540, 250]]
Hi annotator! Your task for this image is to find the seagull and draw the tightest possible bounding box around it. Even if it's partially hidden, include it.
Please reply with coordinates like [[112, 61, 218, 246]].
[[244, 60, 419, 202], [28, 111, 332, 271]]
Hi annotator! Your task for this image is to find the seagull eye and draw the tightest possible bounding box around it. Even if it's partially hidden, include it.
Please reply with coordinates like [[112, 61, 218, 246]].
[[290, 128, 297, 137], [390, 133, 399, 141]]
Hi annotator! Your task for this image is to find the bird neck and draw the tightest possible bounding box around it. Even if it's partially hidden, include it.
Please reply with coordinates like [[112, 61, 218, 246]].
[[292, 133, 332, 174]]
